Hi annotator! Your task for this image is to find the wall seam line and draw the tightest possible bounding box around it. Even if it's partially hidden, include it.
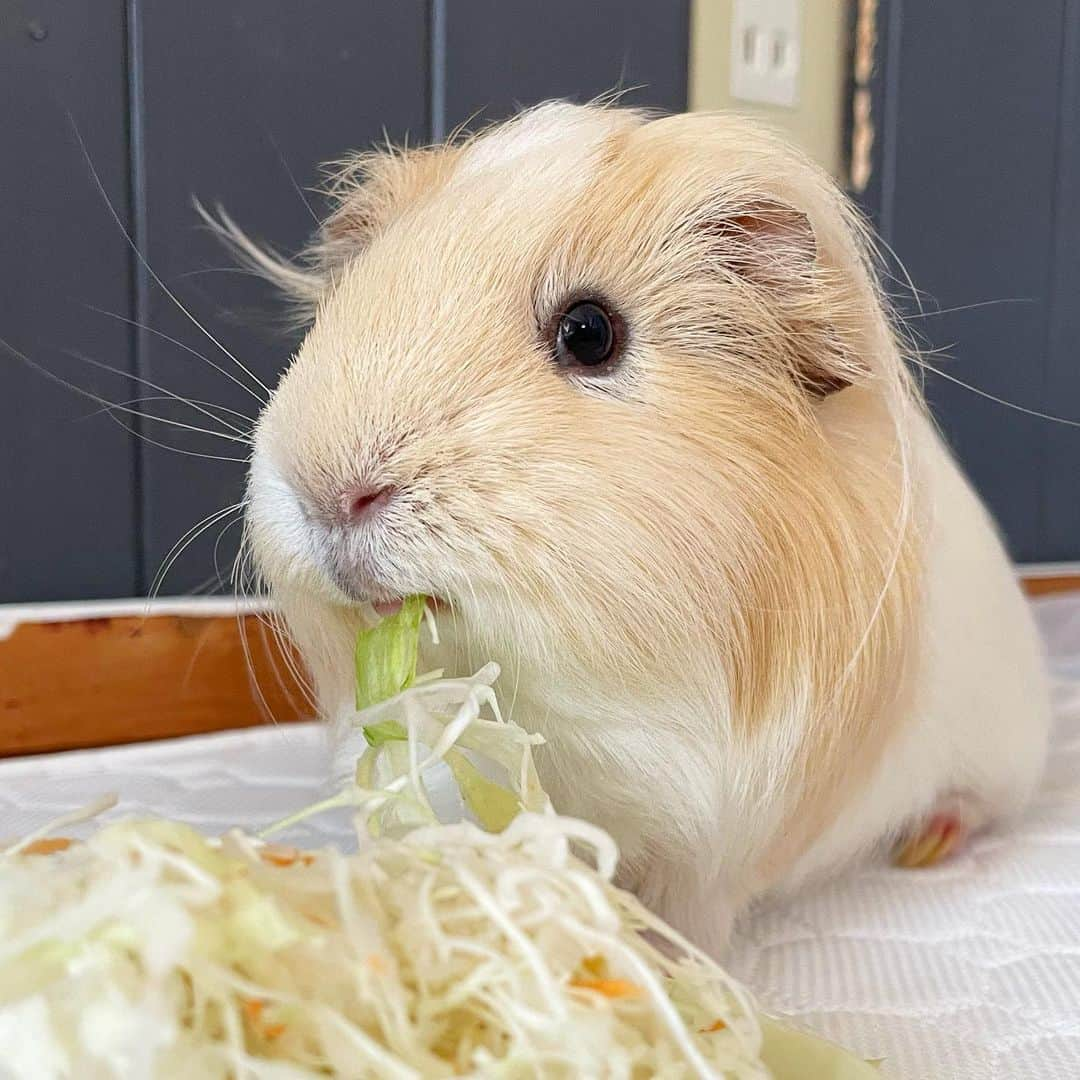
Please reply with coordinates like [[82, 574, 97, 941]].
[[124, 0, 149, 594]]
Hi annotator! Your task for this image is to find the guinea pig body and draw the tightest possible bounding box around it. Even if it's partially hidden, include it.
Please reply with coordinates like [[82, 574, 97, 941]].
[[241, 103, 1051, 955]]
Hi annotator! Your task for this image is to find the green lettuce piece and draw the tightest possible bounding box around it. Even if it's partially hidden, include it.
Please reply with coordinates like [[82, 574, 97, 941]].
[[444, 750, 523, 833], [759, 1016, 881, 1079], [362, 719, 408, 748], [354, 596, 427, 711], [353, 597, 541, 836]]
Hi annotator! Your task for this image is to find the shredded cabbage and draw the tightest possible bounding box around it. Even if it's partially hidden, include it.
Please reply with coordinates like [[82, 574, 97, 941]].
[[0, 598, 878, 1079]]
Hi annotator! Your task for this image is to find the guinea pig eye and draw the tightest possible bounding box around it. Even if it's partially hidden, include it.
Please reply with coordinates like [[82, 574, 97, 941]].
[[554, 301, 617, 370]]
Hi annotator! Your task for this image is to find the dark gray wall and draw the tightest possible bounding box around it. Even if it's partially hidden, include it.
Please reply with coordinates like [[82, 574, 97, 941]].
[[439, 1, 689, 134], [1, 1, 688, 601], [133, 1, 429, 594], [1044, 3, 1080, 559], [1, 1, 138, 600], [863, 0, 1080, 563]]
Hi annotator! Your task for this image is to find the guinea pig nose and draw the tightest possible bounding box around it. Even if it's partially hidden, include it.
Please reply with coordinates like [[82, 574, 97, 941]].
[[342, 484, 395, 521]]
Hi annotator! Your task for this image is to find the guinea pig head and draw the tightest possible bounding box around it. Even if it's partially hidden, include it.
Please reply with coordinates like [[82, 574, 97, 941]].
[[245, 103, 915, 732]]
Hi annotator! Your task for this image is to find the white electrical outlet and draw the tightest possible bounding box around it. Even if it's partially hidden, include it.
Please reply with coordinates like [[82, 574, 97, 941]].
[[730, 0, 801, 108]]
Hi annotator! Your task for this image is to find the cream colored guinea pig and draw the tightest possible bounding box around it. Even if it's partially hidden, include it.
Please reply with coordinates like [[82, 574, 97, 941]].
[[239, 103, 1051, 955]]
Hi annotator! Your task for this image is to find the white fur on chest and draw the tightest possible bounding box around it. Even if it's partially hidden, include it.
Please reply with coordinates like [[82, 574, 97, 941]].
[[782, 413, 1051, 890]]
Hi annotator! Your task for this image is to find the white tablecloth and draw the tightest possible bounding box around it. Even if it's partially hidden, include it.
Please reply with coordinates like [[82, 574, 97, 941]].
[[3, 596, 1079, 1078]]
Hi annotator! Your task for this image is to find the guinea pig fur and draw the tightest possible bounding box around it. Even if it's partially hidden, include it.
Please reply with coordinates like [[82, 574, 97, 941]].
[[235, 103, 1051, 956]]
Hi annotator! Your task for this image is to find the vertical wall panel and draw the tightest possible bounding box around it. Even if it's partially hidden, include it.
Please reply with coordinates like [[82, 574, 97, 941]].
[[866, 1, 1068, 562], [1043, 1, 1080, 560], [0, 1, 138, 601], [134, 1, 428, 594], [1, 1, 693, 602], [441, 0, 689, 131]]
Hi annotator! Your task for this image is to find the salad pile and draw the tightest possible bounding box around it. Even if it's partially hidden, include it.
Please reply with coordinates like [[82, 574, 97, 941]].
[[0, 598, 876, 1078]]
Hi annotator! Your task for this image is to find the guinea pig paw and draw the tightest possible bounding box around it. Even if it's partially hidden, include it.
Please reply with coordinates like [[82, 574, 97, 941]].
[[892, 792, 985, 869]]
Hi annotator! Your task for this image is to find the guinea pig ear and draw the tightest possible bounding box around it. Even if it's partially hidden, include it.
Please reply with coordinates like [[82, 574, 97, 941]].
[[700, 198, 855, 397], [319, 145, 456, 253], [198, 145, 455, 329], [702, 198, 817, 288], [320, 194, 380, 249]]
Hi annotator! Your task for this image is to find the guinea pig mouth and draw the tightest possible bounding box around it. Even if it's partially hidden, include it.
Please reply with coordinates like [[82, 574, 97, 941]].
[[321, 544, 394, 604], [372, 595, 443, 619], [343, 589, 435, 620], [320, 543, 437, 617], [372, 598, 405, 617], [325, 562, 400, 609], [332, 578, 411, 616]]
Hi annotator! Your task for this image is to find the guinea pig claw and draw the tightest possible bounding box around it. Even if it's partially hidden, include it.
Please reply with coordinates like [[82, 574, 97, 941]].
[[893, 803, 975, 869]]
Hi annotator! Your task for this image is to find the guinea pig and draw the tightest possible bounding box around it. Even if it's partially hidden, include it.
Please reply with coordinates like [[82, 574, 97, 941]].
[[236, 102, 1051, 956]]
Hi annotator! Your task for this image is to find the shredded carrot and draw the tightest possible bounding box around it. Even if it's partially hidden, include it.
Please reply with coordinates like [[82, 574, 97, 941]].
[[578, 954, 608, 978], [569, 955, 642, 998], [21, 838, 72, 856], [366, 953, 388, 973], [243, 998, 288, 1040], [700, 1018, 727, 1033], [242, 998, 265, 1022], [260, 845, 315, 868], [568, 976, 643, 999]]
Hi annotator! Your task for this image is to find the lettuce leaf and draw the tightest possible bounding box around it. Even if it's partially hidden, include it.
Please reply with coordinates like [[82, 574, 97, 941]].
[[759, 1016, 881, 1078], [444, 749, 523, 833], [361, 719, 408, 748], [354, 596, 426, 711]]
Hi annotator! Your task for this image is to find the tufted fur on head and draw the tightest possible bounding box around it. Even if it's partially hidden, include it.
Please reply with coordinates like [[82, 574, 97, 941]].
[[236, 102, 927, 947]]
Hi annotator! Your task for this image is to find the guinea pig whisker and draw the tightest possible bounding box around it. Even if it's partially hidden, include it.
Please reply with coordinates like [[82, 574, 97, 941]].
[[258, 613, 317, 719], [60, 348, 252, 444], [902, 297, 1034, 321], [260, 598, 317, 710], [234, 602, 279, 726], [265, 615, 317, 711], [80, 398, 251, 445], [62, 343, 256, 432], [0, 336, 250, 461], [504, 590, 526, 733], [70, 120, 272, 401], [230, 531, 308, 725], [225, 508, 308, 711], [96, 403, 250, 445], [910, 355, 1080, 428], [867, 229, 927, 316], [149, 501, 246, 601], [88, 396, 253, 435], [174, 267, 265, 279], [454, 567, 483, 676], [86, 305, 267, 409], [55, 344, 251, 440], [102, 413, 249, 463], [211, 513, 245, 591], [258, 122, 322, 228], [184, 569, 232, 597]]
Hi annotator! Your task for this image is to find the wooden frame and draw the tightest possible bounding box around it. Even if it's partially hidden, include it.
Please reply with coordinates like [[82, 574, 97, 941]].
[[0, 599, 307, 757], [1019, 574, 1080, 598], [2, 573, 1077, 758]]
